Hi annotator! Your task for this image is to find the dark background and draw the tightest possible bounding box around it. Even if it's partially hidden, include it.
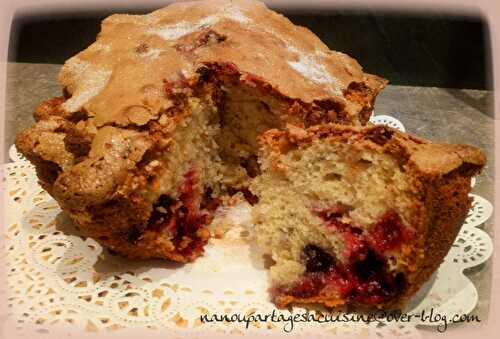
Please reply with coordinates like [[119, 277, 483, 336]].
[[8, 6, 492, 90]]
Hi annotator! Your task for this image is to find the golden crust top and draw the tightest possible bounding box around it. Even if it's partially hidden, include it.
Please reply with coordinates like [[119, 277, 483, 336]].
[[260, 123, 486, 177], [409, 143, 486, 175], [58, 0, 386, 127]]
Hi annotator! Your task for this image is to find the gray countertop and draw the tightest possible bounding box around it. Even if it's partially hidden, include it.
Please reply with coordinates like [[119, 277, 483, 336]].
[[4, 62, 494, 328]]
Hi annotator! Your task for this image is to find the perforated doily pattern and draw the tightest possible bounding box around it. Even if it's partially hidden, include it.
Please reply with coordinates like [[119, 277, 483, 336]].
[[369, 114, 406, 132], [2, 114, 493, 337]]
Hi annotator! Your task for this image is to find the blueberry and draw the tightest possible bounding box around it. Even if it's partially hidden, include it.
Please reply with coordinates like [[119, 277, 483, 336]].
[[394, 272, 406, 290], [303, 244, 335, 272], [353, 248, 385, 281], [127, 227, 142, 244]]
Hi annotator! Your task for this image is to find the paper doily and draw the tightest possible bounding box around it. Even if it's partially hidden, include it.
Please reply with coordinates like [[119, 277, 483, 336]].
[[1, 116, 493, 337], [370, 114, 406, 132]]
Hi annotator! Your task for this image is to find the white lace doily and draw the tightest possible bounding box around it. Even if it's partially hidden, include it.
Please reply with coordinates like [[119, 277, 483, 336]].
[[370, 114, 406, 132], [1, 116, 493, 337]]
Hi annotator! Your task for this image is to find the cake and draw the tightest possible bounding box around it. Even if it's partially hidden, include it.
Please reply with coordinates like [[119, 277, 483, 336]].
[[14, 0, 486, 310], [15, 0, 386, 263], [250, 124, 485, 308]]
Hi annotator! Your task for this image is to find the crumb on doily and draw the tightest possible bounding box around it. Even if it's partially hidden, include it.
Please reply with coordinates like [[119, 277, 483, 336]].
[[213, 225, 227, 239]]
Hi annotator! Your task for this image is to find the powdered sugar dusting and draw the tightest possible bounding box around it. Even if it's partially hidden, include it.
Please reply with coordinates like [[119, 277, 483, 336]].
[[88, 42, 112, 53], [141, 48, 162, 59], [150, 4, 251, 41], [221, 5, 250, 24], [152, 19, 214, 40], [61, 58, 111, 113], [287, 47, 342, 95]]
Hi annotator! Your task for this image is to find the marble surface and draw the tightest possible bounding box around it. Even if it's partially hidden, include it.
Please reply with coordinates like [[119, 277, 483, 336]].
[[4, 62, 494, 326]]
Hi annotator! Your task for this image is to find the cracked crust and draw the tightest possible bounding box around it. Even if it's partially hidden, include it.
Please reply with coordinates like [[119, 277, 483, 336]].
[[57, 0, 386, 127], [260, 124, 485, 177]]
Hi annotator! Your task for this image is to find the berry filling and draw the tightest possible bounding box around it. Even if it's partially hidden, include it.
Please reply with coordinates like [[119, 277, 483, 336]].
[[316, 206, 414, 256], [369, 210, 415, 253], [288, 273, 326, 298], [278, 207, 413, 305], [146, 168, 220, 256]]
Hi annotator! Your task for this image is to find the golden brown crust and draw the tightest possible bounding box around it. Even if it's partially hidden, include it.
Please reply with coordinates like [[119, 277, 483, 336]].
[[275, 295, 346, 309], [410, 143, 486, 175], [397, 170, 472, 307], [259, 124, 485, 309], [57, 0, 384, 127], [33, 96, 67, 121]]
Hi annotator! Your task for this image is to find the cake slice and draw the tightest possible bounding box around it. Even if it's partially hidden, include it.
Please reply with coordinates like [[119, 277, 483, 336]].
[[251, 124, 485, 308]]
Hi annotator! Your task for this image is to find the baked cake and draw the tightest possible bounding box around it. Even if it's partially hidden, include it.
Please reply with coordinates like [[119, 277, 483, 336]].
[[15, 0, 386, 263], [251, 124, 485, 308], [14, 0, 486, 309]]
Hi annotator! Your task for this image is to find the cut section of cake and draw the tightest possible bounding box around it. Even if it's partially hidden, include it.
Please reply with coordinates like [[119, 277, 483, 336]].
[[250, 124, 485, 308], [15, 0, 386, 262]]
